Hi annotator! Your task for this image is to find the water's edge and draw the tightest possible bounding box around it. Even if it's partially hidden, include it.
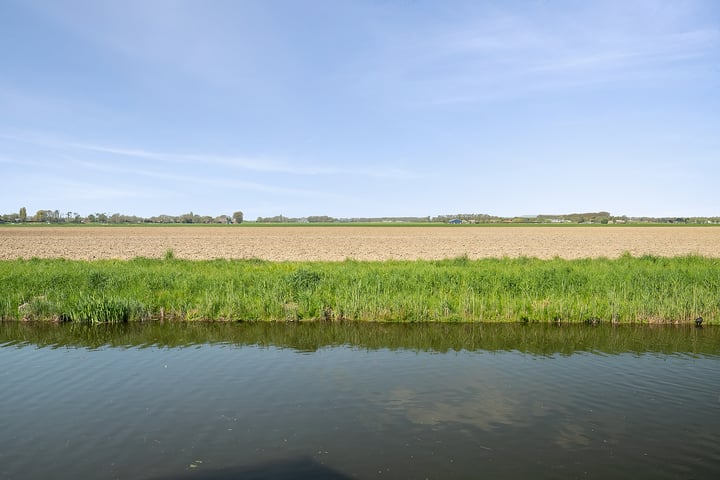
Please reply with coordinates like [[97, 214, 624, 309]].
[[2, 321, 718, 356]]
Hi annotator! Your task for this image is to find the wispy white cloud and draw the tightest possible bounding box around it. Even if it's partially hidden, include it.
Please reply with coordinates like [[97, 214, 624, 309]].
[[53, 180, 163, 201], [69, 142, 298, 174], [71, 158, 333, 197], [1, 130, 419, 179], [0, 155, 46, 167], [21, 0, 282, 91], [69, 142, 419, 179], [529, 28, 719, 74], [352, 4, 720, 107]]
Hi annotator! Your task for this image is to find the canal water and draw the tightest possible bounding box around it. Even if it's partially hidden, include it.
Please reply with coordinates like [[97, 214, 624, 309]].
[[1, 322, 719, 479]]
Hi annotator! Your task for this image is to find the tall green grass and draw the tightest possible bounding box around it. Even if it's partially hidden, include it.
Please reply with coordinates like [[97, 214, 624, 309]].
[[0, 254, 718, 324]]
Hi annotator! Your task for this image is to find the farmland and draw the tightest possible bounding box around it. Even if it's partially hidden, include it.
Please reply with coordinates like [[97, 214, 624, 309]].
[[1, 225, 719, 260], [2, 225, 719, 324]]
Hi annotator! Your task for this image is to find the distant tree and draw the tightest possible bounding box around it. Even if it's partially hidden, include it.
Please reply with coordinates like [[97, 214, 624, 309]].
[[232, 211, 244, 224], [308, 215, 333, 223], [19, 207, 27, 222]]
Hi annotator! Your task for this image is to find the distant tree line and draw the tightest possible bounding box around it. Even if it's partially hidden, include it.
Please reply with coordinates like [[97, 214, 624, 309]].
[[0, 208, 244, 224], [255, 212, 720, 225], [255, 215, 432, 223], [1, 207, 718, 225]]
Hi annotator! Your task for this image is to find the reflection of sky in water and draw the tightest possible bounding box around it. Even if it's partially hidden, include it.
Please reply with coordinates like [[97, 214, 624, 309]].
[[377, 352, 532, 430], [358, 350, 720, 453], [1, 343, 719, 479]]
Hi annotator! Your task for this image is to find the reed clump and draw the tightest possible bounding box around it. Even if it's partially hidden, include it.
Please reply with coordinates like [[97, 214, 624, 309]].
[[0, 254, 717, 324]]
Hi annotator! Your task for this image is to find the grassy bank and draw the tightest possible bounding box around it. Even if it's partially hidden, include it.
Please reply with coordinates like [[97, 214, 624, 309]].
[[1, 255, 718, 324]]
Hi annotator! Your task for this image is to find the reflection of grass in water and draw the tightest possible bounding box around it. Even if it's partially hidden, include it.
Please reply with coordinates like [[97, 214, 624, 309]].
[[1, 322, 719, 356], [0, 254, 718, 324]]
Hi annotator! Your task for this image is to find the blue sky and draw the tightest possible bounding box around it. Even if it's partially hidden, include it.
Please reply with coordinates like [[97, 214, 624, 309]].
[[1, 0, 718, 219]]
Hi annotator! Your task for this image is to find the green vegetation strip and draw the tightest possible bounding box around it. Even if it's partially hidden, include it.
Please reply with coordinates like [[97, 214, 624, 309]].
[[1, 255, 718, 324]]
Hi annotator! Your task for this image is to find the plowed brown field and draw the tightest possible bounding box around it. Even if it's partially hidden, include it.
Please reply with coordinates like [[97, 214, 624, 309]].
[[2, 226, 719, 261]]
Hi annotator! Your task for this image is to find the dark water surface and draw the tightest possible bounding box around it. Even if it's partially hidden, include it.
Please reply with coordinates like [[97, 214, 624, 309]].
[[1, 322, 719, 479]]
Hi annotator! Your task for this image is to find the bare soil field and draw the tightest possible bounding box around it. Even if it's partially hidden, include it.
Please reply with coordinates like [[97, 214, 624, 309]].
[[2, 226, 719, 261]]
